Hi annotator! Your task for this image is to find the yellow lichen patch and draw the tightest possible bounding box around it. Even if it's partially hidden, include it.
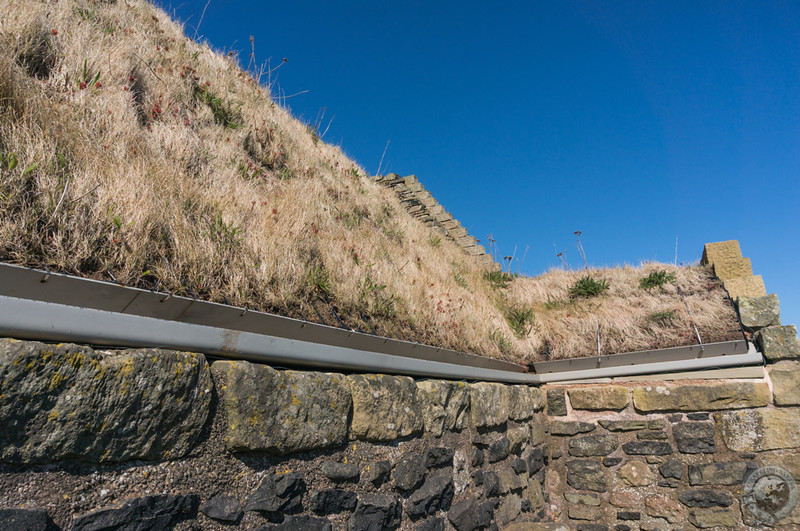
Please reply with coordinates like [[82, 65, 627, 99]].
[[46, 409, 60, 422]]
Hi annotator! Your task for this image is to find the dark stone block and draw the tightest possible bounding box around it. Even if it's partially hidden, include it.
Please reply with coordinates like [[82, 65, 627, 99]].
[[393, 453, 426, 491], [426, 447, 455, 468], [673, 422, 715, 454], [448, 499, 479, 531], [658, 479, 680, 488], [367, 460, 391, 487], [678, 489, 733, 508], [659, 460, 684, 479], [0, 509, 58, 531], [349, 494, 402, 531], [566, 460, 607, 492], [478, 500, 497, 528], [550, 421, 596, 436], [568, 434, 619, 457], [520, 499, 531, 512], [322, 461, 360, 482], [602, 457, 622, 467], [599, 419, 664, 432], [548, 388, 567, 416], [688, 462, 758, 486], [617, 511, 641, 520], [72, 494, 199, 531], [527, 446, 545, 475], [416, 518, 445, 531], [471, 469, 484, 486], [200, 494, 243, 523], [245, 472, 306, 514], [668, 414, 683, 422], [636, 431, 667, 440], [406, 469, 455, 519], [615, 526, 632, 531], [484, 471, 501, 497], [687, 412, 709, 420], [488, 437, 510, 463], [577, 525, 608, 531], [511, 457, 527, 474], [622, 441, 672, 455], [471, 448, 484, 467], [310, 489, 358, 514], [259, 516, 332, 531]]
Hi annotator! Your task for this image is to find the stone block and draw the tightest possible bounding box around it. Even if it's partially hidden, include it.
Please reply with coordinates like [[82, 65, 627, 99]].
[[758, 325, 800, 361], [348, 374, 423, 441], [701, 240, 753, 279], [497, 494, 522, 524], [508, 385, 545, 420], [568, 434, 619, 457], [688, 508, 737, 528], [528, 478, 545, 510], [547, 388, 567, 416], [565, 492, 601, 506], [0, 339, 212, 463], [568, 505, 600, 520], [723, 275, 766, 299], [72, 494, 199, 530], [674, 422, 715, 454], [617, 460, 655, 487], [632, 382, 769, 411], [769, 361, 800, 405], [214, 362, 349, 454], [497, 465, 528, 493], [549, 420, 596, 436], [599, 419, 664, 431], [645, 495, 684, 523], [416, 380, 470, 436], [568, 385, 629, 411], [566, 460, 607, 492], [622, 441, 672, 455], [688, 462, 756, 485], [717, 408, 800, 451], [507, 426, 530, 454], [678, 489, 733, 508], [470, 382, 509, 428], [738, 294, 781, 329]]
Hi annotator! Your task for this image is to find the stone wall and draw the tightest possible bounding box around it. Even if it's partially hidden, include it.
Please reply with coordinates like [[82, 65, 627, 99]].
[[374, 173, 497, 269]]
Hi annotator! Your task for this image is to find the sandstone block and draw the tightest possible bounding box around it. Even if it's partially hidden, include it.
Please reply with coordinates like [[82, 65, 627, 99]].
[[599, 419, 664, 431], [528, 479, 545, 510], [416, 380, 470, 436], [507, 426, 530, 454], [497, 494, 522, 525], [565, 492, 601, 506], [530, 423, 546, 445], [566, 460, 606, 492], [717, 408, 800, 451], [348, 374, 422, 441], [758, 325, 800, 361], [645, 495, 684, 523], [549, 420, 596, 436], [738, 294, 781, 329], [618, 460, 655, 487], [768, 361, 800, 405], [568, 505, 600, 521], [701, 240, 753, 280], [688, 508, 737, 528], [723, 275, 766, 299], [508, 385, 545, 420], [469, 382, 509, 428], [632, 382, 769, 411], [547, 388, 567, 416], [214, 361, 350, 453], [568, 385, 629, 411], [688, 462, 756, 485], [0, 339, 211, 463], [568, 434, 619, 457]]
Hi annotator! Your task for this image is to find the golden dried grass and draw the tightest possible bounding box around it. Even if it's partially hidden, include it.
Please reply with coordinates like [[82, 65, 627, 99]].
[[0, 0, 741, 364]]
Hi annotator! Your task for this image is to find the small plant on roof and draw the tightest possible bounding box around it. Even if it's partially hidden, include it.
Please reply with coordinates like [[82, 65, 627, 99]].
[[568, 275, 609, 298], [505, 305, 536, 339], [648, 309, 677, 325], [639, 270, 676, 291], [483, 270, 514, 289]]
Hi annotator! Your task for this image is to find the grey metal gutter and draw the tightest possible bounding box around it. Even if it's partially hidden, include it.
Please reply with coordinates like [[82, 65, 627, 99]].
[[0, 263, 765, 383]]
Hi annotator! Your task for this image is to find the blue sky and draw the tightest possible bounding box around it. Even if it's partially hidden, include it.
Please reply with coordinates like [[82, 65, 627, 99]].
[[156, 1, 800, 328]]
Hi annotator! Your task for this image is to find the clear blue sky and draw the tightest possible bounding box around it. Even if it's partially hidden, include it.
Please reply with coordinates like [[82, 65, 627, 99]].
[[156, 1, 800, 329]]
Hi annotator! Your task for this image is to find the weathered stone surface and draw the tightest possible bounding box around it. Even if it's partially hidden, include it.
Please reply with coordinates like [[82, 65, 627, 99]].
[[568, 505, 600, 520], [245, 472, 306, 514], [678, 489, 733, 508], [617, 511, 640, 521], [214, 361, 349, 454], [632, 382, 769, 411], [425, 447, 454, 468], [547, 388, 567, 416], [700, 240, 752, 279], [528, 478, 545, 510], [310, 489, 358, 514], [550, 421, 596, 436], [569, 434, 619, 457], [611, 491, 639, 508], [497, 464, 528, 493], [688, 508, 737, 528], [659, 460, 684, 480], [200, 494, 243, 522], [366, 460, 391, 487], [687, 412, 709, 420], [723, 275, 766, 299], [565, 492, 601, 506], [416, 380, 470, 436], [636, 430, 667, 440], [598, 419, 663, 431], [321, 461, 360, 482], [470, 382, 510, 427], [688, 462, 756, 485], [488, 437, 511, 463], [72, 494, 199, 531], [527, 446, 545, 475], [645, 495, 684, 523], [393, 453, 426, 491], [497, 494, 522, 524], [509, 385, 545, 420], [717, 408, 800, 451], [0, 340, 212, 463], [349, 494, 401, 531], [602, 457, 622, 467], [262, 516, 332, 531], [511, 457, 527, 474], [406, 469, 454, 518], [448, 499, 483, 531], [348, 374, 423, 441], [768, 361, 800, 405], [471, 448, 484, 468], [618, 460, 655, 487], [568, 386, 629, 411], [622, 441, 672, 455], [567, 460, 606, 492], [508, 426, 530, 454], [758, 325, 800, 361], [0, 508, 57, 531], [415, 518, 445, 531], [674, 422, 715, 454], [531, 423, 546, 445], [483, 471, 501, 497], [738, 294, 781, 329]]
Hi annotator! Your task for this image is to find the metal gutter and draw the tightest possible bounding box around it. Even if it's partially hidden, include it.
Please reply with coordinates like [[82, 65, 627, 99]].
[[0, 263, 765, 383]]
